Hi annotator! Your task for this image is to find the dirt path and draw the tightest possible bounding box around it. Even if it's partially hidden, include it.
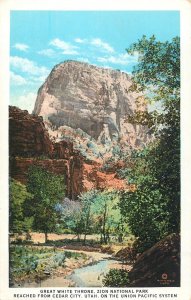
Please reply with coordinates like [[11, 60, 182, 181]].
[[63, 248, 111, 261]]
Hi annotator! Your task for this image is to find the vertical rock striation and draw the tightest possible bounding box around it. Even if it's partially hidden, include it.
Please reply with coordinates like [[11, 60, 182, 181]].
[[33, 60, 149, 148]]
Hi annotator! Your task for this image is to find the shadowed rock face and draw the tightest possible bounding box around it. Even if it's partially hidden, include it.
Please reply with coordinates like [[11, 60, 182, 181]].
[[9, 106, 53, 158], [33, 60, 149, 147], [128, 234, 180, 287]]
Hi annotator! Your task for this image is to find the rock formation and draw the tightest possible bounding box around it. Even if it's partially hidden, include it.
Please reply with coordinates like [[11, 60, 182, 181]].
[[128, 233, 180, 287], [9, 106, 53, 157], [82, 162, 128, 191], [9, 106, 127, 198], [9, 106, 83, 199], [33, 60, 149, 151]]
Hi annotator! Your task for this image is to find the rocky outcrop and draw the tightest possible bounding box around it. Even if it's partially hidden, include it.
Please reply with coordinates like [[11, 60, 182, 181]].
[[128, 234, 180, 287], [9, 106, 83, 199], [53, 140, 74, 159], [33, 60, 149, 148], [83, 163, 127, 191], [9, 106, 53, 157]]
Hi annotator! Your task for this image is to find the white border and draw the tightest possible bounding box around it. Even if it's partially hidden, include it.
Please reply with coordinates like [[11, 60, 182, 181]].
[[180, 0, 191, 299], [0, 2, 10, 300], [1, 0, 191, 299], [0, 0, 181, 11]]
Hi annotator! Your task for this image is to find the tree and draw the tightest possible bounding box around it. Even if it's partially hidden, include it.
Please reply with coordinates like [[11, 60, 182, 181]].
[[26, 166, 66, 243], [120, 36, 180, 252], [59, 198, 83, 240], [120, 147, 169, 251], [127, 35, 180, 96], [91, 190, 122, 244], [78, 189, 98, 244], [74, 189, 124, 244], [9, 179, 33, 234]]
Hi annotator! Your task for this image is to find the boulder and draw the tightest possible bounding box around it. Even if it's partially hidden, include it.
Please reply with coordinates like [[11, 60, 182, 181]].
[[128, 233, 180, 287]]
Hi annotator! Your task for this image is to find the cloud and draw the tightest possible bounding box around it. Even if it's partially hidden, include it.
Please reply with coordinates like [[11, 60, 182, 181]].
[[91, 38, 114, 53], [13, 43, 29, 52], [30, 75, 49, 83], [74, 38, 87, 44], [11, 92, 37, 113], [10, 56, 49, 78], [74, 37, 114, 54], [10, 71, 27, 86], [38, 49, 55, 57], [50, 38, 79, 55], [97, 53, 138, 65]]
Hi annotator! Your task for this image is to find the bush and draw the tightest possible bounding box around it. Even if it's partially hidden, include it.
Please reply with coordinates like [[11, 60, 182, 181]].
[[103, 268, 129, 287], [9, 245, 66, 281], [10, 246, 39, 277], [64, 251, 85, 260], [53, 252, 65, 266]]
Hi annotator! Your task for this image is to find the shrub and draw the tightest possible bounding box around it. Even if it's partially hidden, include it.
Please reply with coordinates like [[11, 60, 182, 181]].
[[9, 245, 66, 281], [64, 251, 84, 260], [103, 268, 129, 287], [53, 252, 65, 266]]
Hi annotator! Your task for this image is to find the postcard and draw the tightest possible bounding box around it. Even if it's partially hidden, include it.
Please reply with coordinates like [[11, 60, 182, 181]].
[[0, 0, 191, 299]]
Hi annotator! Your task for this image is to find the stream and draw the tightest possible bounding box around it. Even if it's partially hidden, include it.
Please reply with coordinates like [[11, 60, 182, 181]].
[[68, 257, 121, 287], [13, 250, 124, 288]]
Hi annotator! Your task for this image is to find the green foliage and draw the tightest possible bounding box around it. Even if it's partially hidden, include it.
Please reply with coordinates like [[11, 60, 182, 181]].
[[127, 35, 180, 135], [60, 190, 126, 244], [103, 268, 129, 287], [10, 245, 38, 277], [120, 36, 180, 252], [9, 245, 66, 280], [78, 190, 98, 242], [9, 179, 33, 234], [152, 101, 180, 233], [10, 245, 87, 282], [77, 189, 128, 244], [127, 35, 180, 96], [64, 251, 86, 260], [120, 151, 168, 251], [91, 190, 122, 243], [60, 198, 84, 238], [53, 252, 65, 264], [26, 166, 66, 242]]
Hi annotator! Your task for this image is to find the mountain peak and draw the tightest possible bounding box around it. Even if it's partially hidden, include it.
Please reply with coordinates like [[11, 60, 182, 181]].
[[33, 61, 149, 159]]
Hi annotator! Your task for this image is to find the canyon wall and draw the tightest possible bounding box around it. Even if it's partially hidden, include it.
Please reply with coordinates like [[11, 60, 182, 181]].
[[9, 106, 83, 199]]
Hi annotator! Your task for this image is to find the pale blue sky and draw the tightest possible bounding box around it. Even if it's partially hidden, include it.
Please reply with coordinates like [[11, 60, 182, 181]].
[[10, 11, 180, 112]]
